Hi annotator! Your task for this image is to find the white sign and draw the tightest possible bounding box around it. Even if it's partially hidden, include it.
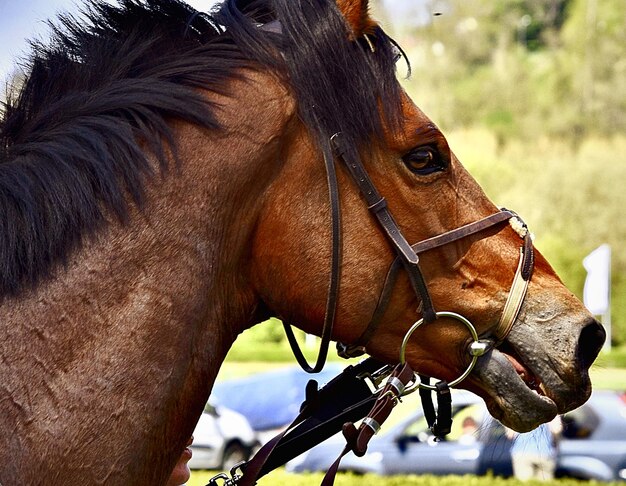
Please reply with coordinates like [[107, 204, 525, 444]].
[[583, 244, 611, 315]]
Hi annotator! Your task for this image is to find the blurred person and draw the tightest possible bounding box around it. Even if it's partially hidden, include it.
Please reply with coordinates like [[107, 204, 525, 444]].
[[167, 436, 193, 486], [509, 416, 562, 481], [459, 416, 479, 444]]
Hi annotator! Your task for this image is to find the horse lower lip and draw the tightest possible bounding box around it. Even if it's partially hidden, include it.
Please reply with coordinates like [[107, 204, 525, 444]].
[[500, 344, 544, 395], [473, 348, 557, 431], [508, 356, 543, 394]]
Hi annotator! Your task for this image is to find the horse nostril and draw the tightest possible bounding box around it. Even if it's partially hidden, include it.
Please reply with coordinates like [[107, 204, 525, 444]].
[[577, 318, 606, 369]]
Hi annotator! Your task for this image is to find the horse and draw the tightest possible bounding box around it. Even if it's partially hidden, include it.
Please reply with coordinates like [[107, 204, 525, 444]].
[[0, 0, 605, 484]]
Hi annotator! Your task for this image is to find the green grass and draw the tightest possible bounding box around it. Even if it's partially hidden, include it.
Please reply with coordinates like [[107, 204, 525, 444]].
[[595, 346, 626, 369], [589, 366, 626, 391], [188, 470, 624, 486]]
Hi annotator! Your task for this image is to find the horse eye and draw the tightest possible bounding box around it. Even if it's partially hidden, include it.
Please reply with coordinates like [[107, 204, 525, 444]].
[[403, 147, 444, 175]]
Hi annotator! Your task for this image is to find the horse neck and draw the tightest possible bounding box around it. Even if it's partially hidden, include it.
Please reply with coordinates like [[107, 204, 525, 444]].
[[0, 76, 294, 485]]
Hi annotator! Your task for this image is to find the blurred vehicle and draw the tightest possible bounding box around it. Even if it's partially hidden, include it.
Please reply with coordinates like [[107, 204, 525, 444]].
[[188, 403, 258, 471], [287, 391, 512, 476], [557, 390, 626, 481], [287, 390, 626, 481], [211, 364, 342, 432]]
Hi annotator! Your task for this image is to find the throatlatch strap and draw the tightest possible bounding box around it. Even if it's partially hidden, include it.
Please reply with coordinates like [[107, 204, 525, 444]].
[[284, 138, 342, 373]]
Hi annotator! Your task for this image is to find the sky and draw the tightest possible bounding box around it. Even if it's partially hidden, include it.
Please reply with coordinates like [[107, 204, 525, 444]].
[[0, 0, 421, 83], [0, 0, 220, 82]]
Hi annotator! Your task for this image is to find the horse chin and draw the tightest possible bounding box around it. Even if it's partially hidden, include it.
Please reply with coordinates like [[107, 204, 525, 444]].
[[471, 346, 559, 432]]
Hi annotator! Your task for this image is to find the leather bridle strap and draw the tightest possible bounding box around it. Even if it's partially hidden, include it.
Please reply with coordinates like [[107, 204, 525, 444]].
[[419, 376, 453, 437], [283, 139, 342, 373], [410, 210, 514, 253], [340, 209, 533, 357], [286, 131, 437, 373], [492, 222, 534, 342], [330, 132, 437, 323]]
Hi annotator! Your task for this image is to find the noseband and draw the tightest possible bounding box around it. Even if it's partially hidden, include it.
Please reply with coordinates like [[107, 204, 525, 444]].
[[285, 132, 535, 388]]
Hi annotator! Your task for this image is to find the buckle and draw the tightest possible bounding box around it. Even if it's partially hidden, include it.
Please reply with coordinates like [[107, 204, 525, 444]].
[[206, 462, 246, 486], [207, 473, 230, 486], [336, 342, 366, 359]]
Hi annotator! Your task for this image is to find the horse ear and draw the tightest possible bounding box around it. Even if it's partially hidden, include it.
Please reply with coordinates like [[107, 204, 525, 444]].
[[336, 0, 377, 38]]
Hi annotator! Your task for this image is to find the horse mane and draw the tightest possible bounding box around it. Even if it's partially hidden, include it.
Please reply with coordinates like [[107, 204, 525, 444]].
[[0, 0, 404, 296]]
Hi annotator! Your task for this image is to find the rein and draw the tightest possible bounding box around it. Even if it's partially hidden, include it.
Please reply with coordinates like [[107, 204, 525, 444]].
[[282, 140, 342, 373]]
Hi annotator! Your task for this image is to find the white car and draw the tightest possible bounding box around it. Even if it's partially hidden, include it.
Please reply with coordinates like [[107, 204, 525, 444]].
[[188, 403, 258, 471]]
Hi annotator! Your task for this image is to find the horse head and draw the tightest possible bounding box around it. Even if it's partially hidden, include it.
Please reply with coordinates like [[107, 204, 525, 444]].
[[247, 0, 605, 432]]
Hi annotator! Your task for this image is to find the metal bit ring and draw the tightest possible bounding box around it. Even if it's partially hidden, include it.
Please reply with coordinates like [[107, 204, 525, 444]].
[[399, 311, 483, 391]]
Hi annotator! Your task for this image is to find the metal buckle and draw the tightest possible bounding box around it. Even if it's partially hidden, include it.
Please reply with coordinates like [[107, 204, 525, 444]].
[[399, 311, 491, 391], [207, 473, 230, 486], [336, 342, 366, 359], [206, 462, 247, 486], [356, 364, 394, 394], [380, 388, 402, 404]]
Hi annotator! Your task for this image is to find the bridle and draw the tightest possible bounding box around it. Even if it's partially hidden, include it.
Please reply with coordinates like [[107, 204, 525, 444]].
[[262, 16, 536, 382], [208, 17, 538, 486], [207, 133, 537, 486], [284, 131, 535, 388]]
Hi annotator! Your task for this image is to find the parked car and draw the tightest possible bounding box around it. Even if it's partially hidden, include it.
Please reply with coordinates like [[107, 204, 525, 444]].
[[287, 389, 626, 481], [287, 390, 511, 476], [211, 364, 343, 432], [557, 390, 626, 481], [188, 403, 258, 471]]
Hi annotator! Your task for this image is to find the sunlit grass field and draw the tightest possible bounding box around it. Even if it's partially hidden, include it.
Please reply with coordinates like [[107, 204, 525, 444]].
[[187, 470, 623, 486]]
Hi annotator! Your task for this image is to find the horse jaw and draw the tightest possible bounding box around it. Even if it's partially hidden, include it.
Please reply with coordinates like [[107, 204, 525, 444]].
[[471, 347, 559, 432]]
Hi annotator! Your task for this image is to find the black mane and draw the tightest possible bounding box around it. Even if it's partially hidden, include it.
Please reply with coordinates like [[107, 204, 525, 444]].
[[0, 0, 404, 296]]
